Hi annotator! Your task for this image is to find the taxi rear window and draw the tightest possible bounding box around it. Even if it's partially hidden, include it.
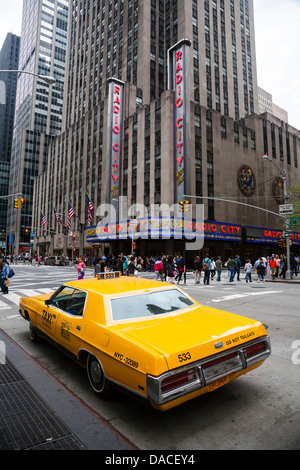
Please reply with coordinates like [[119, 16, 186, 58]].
[[110, 289, 195, 321]]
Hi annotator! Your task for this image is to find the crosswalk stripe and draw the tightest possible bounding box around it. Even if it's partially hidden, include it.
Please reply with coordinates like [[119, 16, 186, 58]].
[[19, 289, 42, 297], [3, 292, 21, 306]]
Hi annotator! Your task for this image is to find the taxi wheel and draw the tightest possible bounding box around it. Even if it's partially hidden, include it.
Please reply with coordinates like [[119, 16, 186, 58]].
[[29, 321, 39, 343], [87, 355, 111, 399]]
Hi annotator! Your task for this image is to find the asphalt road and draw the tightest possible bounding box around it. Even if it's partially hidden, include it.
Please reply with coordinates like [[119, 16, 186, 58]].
[[1, 264, 299, 450]]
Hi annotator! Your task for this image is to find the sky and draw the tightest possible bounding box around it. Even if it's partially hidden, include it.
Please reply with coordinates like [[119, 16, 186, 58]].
[[0, 0, 299, 130]]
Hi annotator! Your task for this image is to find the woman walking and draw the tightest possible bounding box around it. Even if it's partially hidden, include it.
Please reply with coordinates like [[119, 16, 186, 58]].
[[76, 257, 86, 279], [193, 256, 201, 284]]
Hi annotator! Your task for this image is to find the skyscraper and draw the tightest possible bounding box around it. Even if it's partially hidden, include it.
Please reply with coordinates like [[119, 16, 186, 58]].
[[33, 0, 300, 260], [7, 0, 69, 255], [0, 33, 20, 253]]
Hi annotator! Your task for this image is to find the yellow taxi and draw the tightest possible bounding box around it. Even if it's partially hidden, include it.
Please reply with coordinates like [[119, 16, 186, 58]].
[[19, 273, 271, 411]]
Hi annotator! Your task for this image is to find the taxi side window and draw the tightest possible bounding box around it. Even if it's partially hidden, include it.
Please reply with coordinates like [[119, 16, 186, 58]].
[[51, 287, 86, 316], [66, 289, 86, 316]]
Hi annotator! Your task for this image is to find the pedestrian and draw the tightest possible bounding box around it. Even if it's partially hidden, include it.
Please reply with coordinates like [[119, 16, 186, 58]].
[[275, 254, 280, 277], [269, 256, 277, 280], [257, 259, 266, 282], [126, 256, 136, 276], [215, 256, 223, 281], [193, 255, 201, 284], [120, 253, 128, 275], [235, 255, 241, 281], [279, 254, 286, 279], [227, 256, 237, 282], [166, 256, 175, 283], [244, 259, 253, 283], [177, 256, 186, 285], [202, 253, 211, 285], [0, 259, 10, 294], [210, 258, 216, 280], [93, 257, 107, 277], [154, 256, 164, 281], [76, 256, 86, 279], [111, 255, 122, 272]]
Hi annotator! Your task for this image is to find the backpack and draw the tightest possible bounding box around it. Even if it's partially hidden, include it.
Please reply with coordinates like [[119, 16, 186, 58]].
[[203, 262, 208, 270]]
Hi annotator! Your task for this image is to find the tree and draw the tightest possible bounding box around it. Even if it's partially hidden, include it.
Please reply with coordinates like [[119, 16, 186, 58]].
[[288, 184, 300, 231]]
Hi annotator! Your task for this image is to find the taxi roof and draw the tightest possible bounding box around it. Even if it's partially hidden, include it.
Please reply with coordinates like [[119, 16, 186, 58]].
[[64, 276, 170, 296]]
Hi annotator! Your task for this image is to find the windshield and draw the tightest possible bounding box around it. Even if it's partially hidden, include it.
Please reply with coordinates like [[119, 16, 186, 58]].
[[110, 289, 195, 321]]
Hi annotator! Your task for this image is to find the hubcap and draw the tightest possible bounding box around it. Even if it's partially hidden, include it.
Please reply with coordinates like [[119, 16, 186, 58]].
[[89, 357, 104, 390]]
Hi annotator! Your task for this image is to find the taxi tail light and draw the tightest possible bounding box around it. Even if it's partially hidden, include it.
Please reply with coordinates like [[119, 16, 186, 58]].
[[243, 341, 266, 359], [161, 368, 197, 394]]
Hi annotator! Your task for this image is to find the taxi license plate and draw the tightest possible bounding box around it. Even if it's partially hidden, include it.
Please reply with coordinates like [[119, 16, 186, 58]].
[[208, 376, 228, 392]]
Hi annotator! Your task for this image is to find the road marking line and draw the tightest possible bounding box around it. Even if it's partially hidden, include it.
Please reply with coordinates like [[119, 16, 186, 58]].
[[211, 290, 283, 302]]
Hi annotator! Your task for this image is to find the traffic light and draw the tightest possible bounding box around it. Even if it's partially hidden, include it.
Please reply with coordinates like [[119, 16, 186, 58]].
[[20, 198, 25, 208], [14, 198, 19, 209], [179, 200, 190, 212], [72, 234, 76, 239]]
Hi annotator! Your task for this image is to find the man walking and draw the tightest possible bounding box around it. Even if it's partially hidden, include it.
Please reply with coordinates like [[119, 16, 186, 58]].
[[269, 256, 277, 280], [227, 257, 237, 282], [215, 256, 223, 281], [202, 254, 211, 285], [1, 259, 10, 294]]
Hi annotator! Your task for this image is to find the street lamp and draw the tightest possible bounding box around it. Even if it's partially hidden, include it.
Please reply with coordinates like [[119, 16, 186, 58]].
[[0, 69, 56, 85], [263, 154, 291, 279]]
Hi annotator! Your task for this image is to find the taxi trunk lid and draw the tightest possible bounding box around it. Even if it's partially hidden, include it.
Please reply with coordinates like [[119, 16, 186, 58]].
[[114, 305, 268, 371]]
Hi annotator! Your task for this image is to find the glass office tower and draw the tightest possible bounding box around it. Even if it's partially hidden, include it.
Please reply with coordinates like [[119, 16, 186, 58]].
[[7, 0, 69, 255], [0, 33, 20, 253]]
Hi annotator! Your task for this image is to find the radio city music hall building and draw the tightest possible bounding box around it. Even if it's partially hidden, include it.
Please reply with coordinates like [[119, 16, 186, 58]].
[[32, 0, 300, 263]]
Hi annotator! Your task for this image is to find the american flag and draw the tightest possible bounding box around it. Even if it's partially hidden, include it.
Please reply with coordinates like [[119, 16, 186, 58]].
[[53, 207, 62, 226], [41, 211, 47, 235], [87, 194, 94, 226], [67, 202, 74, 230]]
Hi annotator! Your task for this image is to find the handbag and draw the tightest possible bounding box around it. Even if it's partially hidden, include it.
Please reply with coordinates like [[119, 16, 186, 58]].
[[8, 268, 15, 278], [4, 279, 10, 287]]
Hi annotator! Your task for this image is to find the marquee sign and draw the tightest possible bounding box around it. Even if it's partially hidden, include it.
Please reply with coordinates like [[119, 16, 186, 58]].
[[85, 218, 241, 243], [168, 39, 191, 203], [247, 225, 300, 245], [106, 78, 125, 204]]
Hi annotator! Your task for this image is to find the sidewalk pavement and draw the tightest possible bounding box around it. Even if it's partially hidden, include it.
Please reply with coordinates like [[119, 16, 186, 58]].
[[0, 329, 135, 450]]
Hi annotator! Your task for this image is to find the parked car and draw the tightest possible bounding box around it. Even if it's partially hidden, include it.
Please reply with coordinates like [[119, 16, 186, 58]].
[[19, 274, 271, 411], [44, 256, 65, 266]]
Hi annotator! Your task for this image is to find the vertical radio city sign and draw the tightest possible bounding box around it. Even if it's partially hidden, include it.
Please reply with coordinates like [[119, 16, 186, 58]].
[[106, 78, 125, 204], [168, 39, 191, 203]]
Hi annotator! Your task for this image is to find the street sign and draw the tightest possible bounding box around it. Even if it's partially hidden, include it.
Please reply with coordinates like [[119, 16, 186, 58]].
[[290, 217, 300, 225], [279, 204, 293, 215], [282, 229, 293, 238]]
